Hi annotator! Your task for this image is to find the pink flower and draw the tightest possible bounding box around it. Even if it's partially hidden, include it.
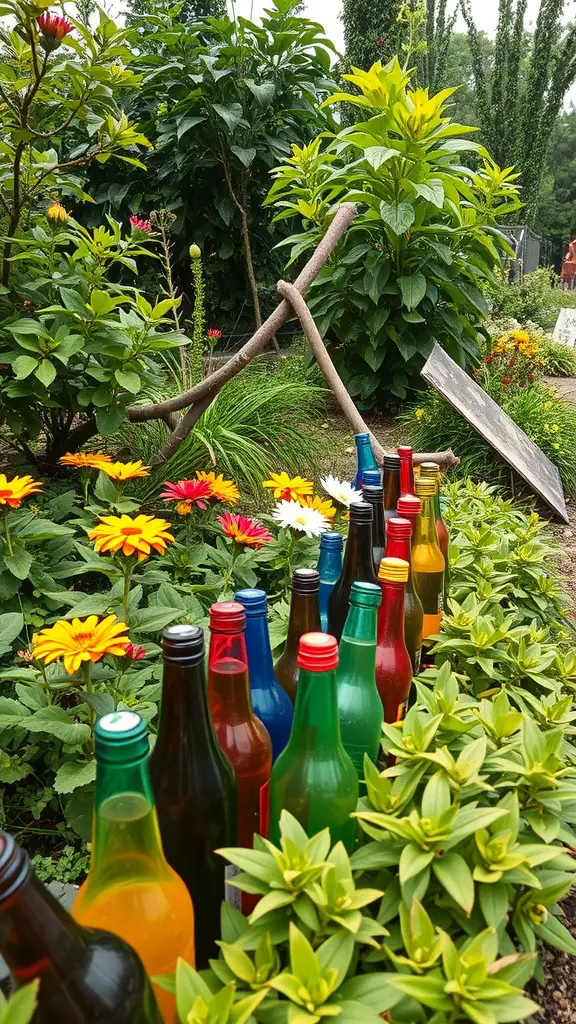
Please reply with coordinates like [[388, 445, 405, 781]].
[[130, 215, 153, 234], [125, 642, 147, 661], [160, 479, 213, 509], [503, 377, 512, 385], [217, 512, 272, 549], [37, 12, 73, 47], [207, 328, 222, 340]]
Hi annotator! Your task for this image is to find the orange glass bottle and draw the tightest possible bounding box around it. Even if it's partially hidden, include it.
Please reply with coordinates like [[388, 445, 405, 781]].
[[375, 557, 413, 723], [208, 602, 272, 849], [412, 477, 446, 642], [72, 712, 195, 1023]]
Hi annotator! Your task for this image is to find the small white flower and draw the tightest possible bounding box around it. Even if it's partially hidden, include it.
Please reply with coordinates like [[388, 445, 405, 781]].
[[320, 474, 363, 508], [272, 499, 330, 537]]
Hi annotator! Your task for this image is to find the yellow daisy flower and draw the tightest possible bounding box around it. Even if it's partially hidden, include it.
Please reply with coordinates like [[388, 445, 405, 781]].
[[0, 473, 43, 509], [88, 514, 174, 561], [99, 460, 150, 481], [196, 471, 240, 504], [59, 452, 112, 470], [32, 614, 130, 675], [262, 472, 313, 501], [415, 408, 425, 421], [297, 494, 337, 520]]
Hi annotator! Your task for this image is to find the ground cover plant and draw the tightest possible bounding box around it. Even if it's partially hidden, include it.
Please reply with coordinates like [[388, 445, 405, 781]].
[[155, 477, 576, 1023], [487, 269, 576, 333]]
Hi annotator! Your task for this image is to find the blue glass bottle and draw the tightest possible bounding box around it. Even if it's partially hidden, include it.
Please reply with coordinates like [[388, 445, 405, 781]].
[[362, 468, 382, 486], [234, 589, 293, 762], [352, 432, 378, 489], [317, 532, 344, 632]]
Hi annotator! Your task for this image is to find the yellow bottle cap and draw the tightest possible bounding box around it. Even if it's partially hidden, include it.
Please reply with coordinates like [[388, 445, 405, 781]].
[[420, 461, 441, 478], [415, 477, 436, 497], [378, 556, 409, 583]]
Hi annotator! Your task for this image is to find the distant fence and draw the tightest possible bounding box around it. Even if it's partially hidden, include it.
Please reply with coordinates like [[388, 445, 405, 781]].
[[499, 224, 542, 280]]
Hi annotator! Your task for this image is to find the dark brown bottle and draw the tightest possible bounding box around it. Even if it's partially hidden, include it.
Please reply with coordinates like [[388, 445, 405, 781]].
[[362, 484, 386, 572], [150, 625, 237, 968], [383, 453, 401, 527], [327, 501, 377, 643], [0, 830, 161, 1023], [274, 569, 321, 703]]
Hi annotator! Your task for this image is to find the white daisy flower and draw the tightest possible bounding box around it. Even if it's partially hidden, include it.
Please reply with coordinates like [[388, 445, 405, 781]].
[[272, 499, 330, 537], [320, 474, 363, 508]]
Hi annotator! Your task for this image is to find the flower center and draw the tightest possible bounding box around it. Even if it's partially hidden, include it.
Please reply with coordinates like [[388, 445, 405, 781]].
[[121, 526, 142, 536], [0, 490, 13, 498], [74, 631, 95, 643]]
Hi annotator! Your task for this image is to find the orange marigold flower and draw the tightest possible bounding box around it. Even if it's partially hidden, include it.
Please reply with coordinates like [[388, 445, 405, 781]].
[[59, 452, 112, 470], [100, 461, 150, 481], [0, 473, 43, 509], [32, 614, 130, 675], [196, 471, 240, 505], [217, 511, 272, 549], [88, 514, 174, 561], [296, 494, 337, 520], [262, 472, 313, 501]]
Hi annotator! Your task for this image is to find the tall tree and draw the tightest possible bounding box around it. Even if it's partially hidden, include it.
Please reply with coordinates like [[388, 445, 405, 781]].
[[461, 0, 576, 223], [341, 0, 403, 69], [535, 106, 576, 267]]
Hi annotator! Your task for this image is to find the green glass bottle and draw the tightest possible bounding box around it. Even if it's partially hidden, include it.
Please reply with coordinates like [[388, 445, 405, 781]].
[[269, 632, 358, 851], [335, 582, 383, 778]]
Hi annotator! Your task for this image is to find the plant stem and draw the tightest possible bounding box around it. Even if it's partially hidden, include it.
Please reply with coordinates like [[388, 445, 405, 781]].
[[82, 661, 94, 739], [2, 515, 14, 556], [122, 561, 134, 624]]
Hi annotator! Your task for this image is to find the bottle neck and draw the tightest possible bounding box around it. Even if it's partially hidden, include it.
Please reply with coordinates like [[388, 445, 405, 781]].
[[155, 656, 219, 755], [92, 755, 168, 873], [208, 630, 253, 720], [378, 581, 406, 645], [354, 440, 377, 485], [385, 534, 415, 593], [289, 667, 341, 751], [400, 457, 414, 497], [341, 521, 376, 581], [383, 468, 400, 513], [342, 601, 377, 644], [317, 545, 342, 585], [414, 496, 441, 549], [369, 502, 385, 551], [244, 613, 276, 690], [283, 591, 320, 658]]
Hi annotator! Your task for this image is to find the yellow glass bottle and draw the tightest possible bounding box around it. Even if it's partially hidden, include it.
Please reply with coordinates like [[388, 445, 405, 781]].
[[412, 477, 445, 641]]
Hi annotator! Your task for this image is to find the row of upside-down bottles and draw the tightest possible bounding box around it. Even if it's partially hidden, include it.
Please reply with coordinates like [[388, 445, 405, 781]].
[[0, 440, 448, 1022]]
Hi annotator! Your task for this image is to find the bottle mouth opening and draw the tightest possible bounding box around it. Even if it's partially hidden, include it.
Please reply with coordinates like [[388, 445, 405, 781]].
[[350, 581, 382, 607], [162, 623, 204, 662], [383, 453, 401, 470], [362, 485, 384, 501], [297, 632, 338, 671], [209, 601, 246, 633], [348, 501, 373, 522], [234, 588, 267, 617], [292, 568, 320, 593], [94, 711, 150, 764]]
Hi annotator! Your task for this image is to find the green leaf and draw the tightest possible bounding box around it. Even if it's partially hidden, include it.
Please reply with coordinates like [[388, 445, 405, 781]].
[[212, 102, 243, 133], [386, 974, 451, 1011], [399, 272, 427, 310], [231, 146, 257, 167], [12, 355, 39, 379], [399, 843, 435, 883], [95, 404, 126, 435], [364, 146, 397, 170], [245, 80, 275, 106], [0, 980, 39, 1024], [249, 889, 296, 923], [478, 881, 509, 928], [54, 759, 97, 794], [433, 853, 475, 914], [16, 519, 74, 542], [536, 915, 576, 955], [3, 546, 33, 580], [174, 958, 211, 1021], [129, 607, 183, 633], [34, 359, 56, 387], [176, 115, 206, 140], [379, 200, 415, 235], [290, 924, 320, 987], [25, 707, 91, 747], [114, 369, 141, 394], [0, 612, 24, 651]]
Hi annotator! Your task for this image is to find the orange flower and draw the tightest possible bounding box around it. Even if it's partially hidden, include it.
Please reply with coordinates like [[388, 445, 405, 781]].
[[262, 472, 313, 501], [100, 461, 150, 481], [0, 473, 43, 509], [59, 452, 112, 470], [196, 471, 240, 505], [296, 494, 336, 520], [32, 615, 130, 675], [88, 514, 174, 561]]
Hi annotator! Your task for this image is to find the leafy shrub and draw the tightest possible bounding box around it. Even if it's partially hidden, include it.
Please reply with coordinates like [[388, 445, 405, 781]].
[[538, 336, 576, 377], [266, 57, 521, 405], [487, 267, 576, 330]]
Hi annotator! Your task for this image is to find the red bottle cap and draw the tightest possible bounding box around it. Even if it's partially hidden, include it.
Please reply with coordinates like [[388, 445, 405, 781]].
[[387, 516, 412, 538], [297, 632, 338, 672], [397, 495, 421, 518], [397, 445, 413, 459], [209, 601, 246, 633]]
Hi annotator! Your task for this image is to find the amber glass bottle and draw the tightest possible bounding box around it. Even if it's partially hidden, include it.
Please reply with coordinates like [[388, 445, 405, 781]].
[[383, 453, 401, 526], [361, 483, 386, 572], [419, 462, 450, 603], [412, 478, 446, 642], [375, 557, 413, 723], [150, 625, 236, 968], [0, 831, 161, 1023], [385, 516, 423, 674], [275, 569, 321, 703], [328, 502, 376, 642]]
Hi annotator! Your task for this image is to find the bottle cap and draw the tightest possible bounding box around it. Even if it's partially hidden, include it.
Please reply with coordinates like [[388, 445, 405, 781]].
[[162, 624, 204, 663], [420, 461, 440, 478], [386, 516, 412, 539], [362, 469, 382, 486], [415, 477, 436, 497], [209, 601, 246, 633], [320, 531, 343, 549], [297, 632, 338, 672], [349, 501, 373, 523], [397, 445, 413, 459], [292, 568, 320, 593], [362, 484, 384, 504], [383, 453, 401, 471], [397, 494, 422, 518], [234, 588, 267, 617], [350, 581, 382, 607], [378, 557, 409, 583], [95, 711, 149, 765], [354, 432, 370, 447]]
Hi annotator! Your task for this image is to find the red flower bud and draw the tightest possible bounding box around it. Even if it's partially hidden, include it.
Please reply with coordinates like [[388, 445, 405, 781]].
[[125, 642, 147, 661], [130, 215, 153, 234], [207, 328, 222, 340], [37, 12, 73, 50]]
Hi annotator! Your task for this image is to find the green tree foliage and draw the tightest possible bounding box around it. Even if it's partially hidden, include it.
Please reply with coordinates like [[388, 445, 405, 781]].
[[461, 0, 576, 222], [535, 106, 576, 260], [266, 59, 521, 405], [126, 0, 227, 28], [87, 0, 337, 330], [341, 0, 403, 70]]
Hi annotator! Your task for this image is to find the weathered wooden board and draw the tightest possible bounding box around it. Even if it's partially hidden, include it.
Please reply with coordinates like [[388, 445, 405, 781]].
[[552, 308, 576, 348], [421, 343, 569, 523]]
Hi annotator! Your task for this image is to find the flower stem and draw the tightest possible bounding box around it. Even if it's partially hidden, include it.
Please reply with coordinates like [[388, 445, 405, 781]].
[[2, 515, 13, 556], [81, 661, 94, 741], [122, 560, 134, 624]]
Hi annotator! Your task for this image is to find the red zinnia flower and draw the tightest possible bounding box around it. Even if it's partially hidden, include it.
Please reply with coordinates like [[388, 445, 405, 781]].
[[509, 356, 516, 367], [125, 642, 147, 661], [37, 12, 73, 48], [130, 215, 153, 234], [160, 479, 213, 509], [207, 328, 222, 340], [217, 512, 272, 549], [503, 377, 512, 385]]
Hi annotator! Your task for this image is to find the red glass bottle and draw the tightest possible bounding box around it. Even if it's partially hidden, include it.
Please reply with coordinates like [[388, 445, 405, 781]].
[[208, 602, 272, 849], [385, 516, 423, 675], [375, 557, 413, 724], [397, 445, 415, 498]]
